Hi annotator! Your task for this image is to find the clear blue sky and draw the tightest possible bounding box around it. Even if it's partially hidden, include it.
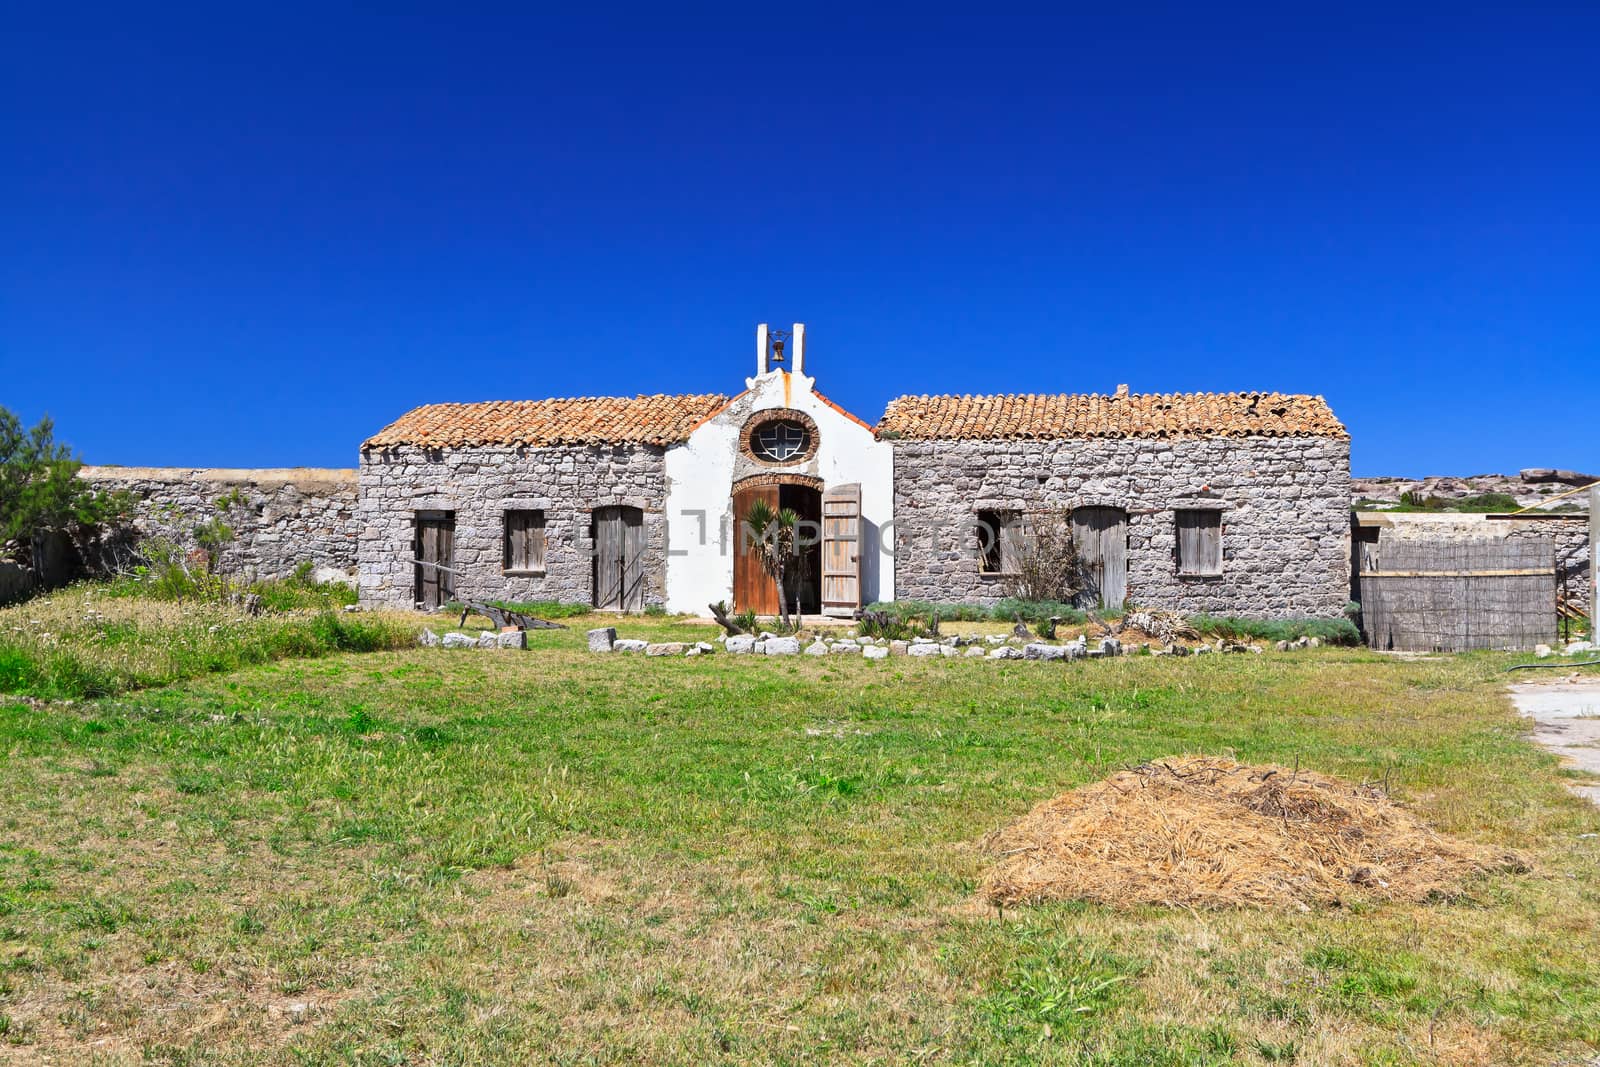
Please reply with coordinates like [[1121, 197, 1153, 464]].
[[3, 4, 1596, 477]]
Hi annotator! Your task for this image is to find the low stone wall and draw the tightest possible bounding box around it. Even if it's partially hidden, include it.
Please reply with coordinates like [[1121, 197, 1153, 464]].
[[78, 466, 359, 579], [357, 444, 669, 609], [890, 435, 1351, 618]]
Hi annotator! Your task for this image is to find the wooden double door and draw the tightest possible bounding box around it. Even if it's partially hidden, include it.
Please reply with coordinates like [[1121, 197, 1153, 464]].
[[414, 511, 455, 610], [593, 506, 645, 611], [731, 482, 861, 617], [1071, 506, 1128, 611]]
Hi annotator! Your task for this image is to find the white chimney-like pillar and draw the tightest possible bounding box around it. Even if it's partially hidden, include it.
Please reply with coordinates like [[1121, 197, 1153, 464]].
[[756, 323, 769, 375], [792, 323, 805, 375]]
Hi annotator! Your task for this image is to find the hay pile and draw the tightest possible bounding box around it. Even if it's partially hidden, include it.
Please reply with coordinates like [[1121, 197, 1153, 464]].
[[980, 756, 1525, 910]]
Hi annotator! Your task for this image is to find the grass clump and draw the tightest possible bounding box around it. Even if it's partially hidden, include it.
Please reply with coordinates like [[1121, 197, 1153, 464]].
[[1190, 615, 1360, 646], [104, 556, 357, 612], [441, 599, 592, 620], [0, 587, 415, 699]]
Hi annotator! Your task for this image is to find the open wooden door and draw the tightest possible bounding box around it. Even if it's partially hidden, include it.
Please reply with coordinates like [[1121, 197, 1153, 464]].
[[593, 506, 645, 611], [1072, 506, 1128, 610], [732, 483, 780, 614], [821, 484, 862, 617], [414, 511, 455, 610]]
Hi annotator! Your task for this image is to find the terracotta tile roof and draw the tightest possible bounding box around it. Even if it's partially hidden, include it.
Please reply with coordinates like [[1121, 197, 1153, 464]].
[[363, 394, 731, 449], [875, 390, 1346, 441]]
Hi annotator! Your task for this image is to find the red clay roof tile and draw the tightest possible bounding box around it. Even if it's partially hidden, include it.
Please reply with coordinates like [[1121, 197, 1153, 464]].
[[875, 391, 1346, 441], [363, 394, 730, 449]]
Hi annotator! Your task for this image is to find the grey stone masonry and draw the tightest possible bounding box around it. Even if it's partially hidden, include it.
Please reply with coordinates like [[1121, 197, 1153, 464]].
[[357, 443, 668, 609], [78, 466, 359, 579], [890, 435, 1351, 618]]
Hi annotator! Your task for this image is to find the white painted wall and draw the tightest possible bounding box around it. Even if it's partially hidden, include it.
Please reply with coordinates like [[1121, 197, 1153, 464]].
[[664, 360, 894, 614]]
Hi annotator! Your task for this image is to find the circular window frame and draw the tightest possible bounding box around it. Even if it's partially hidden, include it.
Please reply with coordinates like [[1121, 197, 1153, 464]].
[[740, 409, 819, 467]]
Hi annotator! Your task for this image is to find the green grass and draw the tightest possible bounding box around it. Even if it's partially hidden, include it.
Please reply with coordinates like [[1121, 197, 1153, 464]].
[[0, 587, 417, 700], [1189, 615, 1361, 646], [440, 598, 594, 620], [0, 609, 1595, 1064]]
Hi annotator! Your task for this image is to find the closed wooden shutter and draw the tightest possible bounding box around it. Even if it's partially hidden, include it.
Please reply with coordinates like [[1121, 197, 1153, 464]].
[[1176, 510, 1222, 575], [504, 510, 546, 572]]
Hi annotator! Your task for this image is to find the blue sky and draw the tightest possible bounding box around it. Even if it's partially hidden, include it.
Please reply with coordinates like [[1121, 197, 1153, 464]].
[[3, 4, 1596, 476]]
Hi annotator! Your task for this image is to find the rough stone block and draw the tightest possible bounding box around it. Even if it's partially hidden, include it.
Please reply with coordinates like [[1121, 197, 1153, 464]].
[[418, 628, 440, 647], [477, 632, 498, 649], [863, 645, 889, 659], [763, 636, 801, 655], [442, 632, 476, 649], [805, 641, 830, 656], [1023, 643, 1066, 661], [497, 630, 527, 650], [587, 627, 617, 652], [988, 646, 1023, 659], [645, 642, 686, 657], [613, 639, 649, 653], [907, 643, 943, 657], [725, 635, 757, 654]]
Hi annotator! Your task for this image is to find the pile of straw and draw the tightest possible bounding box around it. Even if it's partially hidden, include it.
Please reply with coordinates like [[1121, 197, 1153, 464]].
[[980, 756, 1525, 910]]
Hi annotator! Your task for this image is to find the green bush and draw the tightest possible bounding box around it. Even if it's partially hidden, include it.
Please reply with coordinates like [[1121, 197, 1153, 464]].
[[861, 599, 1095, 628], [1188, 615, 1360, 646], [440, 599, 592, 620]]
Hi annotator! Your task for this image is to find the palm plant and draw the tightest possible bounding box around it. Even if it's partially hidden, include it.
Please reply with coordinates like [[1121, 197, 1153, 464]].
[[743, 498, 801, 631]]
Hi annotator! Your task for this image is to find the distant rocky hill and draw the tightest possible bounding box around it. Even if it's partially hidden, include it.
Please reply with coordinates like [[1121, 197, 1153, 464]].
[[1352, 469, 1594, 511]]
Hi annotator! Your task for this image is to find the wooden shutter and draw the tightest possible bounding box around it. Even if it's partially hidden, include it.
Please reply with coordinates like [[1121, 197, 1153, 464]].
[[504, 510, 545, 572], [1176, 510, 1222, 576], [821, 484, 862, 617], [999, 512, 1025, 574]]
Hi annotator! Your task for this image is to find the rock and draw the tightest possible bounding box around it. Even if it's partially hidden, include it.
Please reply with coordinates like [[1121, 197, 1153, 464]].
[[985, 635, 1006, 645], [725, 635, 757, 654], [911, 637, 935, 646], [1194, 645, 1213, 655], [1100, 637, 1122, 657], [965, 645, 987, 657], [645, 642, 686, 657], [1565, 641, 1595, 655], [1275, 640, 1291, 652], [830, 642, 861, 654], [441, 632, 476, 649], [694, 641, 714, 654], [907, 643, 944, 657], [863, 645, 890, 659], [477, 632, 498, 649], [833, 637, 858, 647], [587, 627, 617, 652], [613, 639, 649, 653], [1534, 644, 1552, 658], [1023, 643, 1066, 661], [497, 630, 527, 650], [989, 646, 1023, 659], [418, 628, 440, 647], [1307, 636, 1322, 648], [805, 641, 830, 656], [763, 636, 801, 655], [890, 640, 909, 655], [312, 565, 358, 588], [685, 646, 702, 656], [759, 631, 776, 640], [342, 603, 361, 613]]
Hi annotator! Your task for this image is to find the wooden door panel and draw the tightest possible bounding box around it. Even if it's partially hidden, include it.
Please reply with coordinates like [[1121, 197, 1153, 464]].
[[414, 512, 455, 610], [1071, 506, 1128, 610], [732, 485, 779, 614], [821, 484, 862, 617]]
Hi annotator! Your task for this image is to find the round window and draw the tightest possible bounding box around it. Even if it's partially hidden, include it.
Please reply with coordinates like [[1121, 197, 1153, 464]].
[[751, 419, 811, 463]]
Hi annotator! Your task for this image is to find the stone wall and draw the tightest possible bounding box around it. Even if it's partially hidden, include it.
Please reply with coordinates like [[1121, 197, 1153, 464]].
[[890, 435, 1351, 618], [78, 466, 359, 578], [357, 444, 669, 609]]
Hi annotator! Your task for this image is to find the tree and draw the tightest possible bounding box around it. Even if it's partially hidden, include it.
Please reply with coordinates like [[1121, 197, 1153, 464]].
[[0, 406, 130, 568], [743, 498, 802, 632], [1003, 510, 1084, 604]]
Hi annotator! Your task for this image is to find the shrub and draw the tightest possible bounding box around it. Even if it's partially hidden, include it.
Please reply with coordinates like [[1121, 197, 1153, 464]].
[[1003, 510, 1084, 604], [1188, 615, 1360, 646]]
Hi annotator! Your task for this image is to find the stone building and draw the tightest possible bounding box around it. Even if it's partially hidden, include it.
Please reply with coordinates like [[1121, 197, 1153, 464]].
[[880, 389, 1352, 618], [355, 324, 1351, 619], [357, 325, 894, 613]]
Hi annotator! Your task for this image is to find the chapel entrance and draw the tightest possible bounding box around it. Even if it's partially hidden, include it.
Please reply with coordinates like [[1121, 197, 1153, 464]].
[[732, 481, 822, 615]]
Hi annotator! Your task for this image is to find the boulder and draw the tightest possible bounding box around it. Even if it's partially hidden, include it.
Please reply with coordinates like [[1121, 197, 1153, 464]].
[[497, 630, 527, 650], [441, 632, 476, 649], [1023, 643, 1066, 661], [1099, 637, 1122, 657], [863, 645, 890, 660], [965, 645, 987, 657], [763, 636, 801, 655], [645, 642, 687, 657], [587, 627, 617, 653], [989, 646, 1024, 660], [477, 632, 498, 649], [418, 628, 441, 648], [907, 643, 944, 657], [805, 641, 830, 656], [724, 635, 757, 654], [890, 640, 909, 655], [613, 639, 649, 653]]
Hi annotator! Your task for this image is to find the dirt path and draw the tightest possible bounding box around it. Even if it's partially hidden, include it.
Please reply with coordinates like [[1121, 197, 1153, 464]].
[[1509, 674, 1600, 806]]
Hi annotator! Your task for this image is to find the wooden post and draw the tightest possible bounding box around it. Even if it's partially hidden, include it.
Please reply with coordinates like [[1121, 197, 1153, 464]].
[[1591, 486, 1598, 629]]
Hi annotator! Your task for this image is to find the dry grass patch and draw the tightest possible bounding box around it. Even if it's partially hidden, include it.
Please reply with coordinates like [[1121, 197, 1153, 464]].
[[981, 756, 1528, 910]]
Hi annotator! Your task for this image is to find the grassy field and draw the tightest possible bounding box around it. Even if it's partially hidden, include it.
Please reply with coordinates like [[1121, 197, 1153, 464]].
[[0, 605, 1597, 1065]]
